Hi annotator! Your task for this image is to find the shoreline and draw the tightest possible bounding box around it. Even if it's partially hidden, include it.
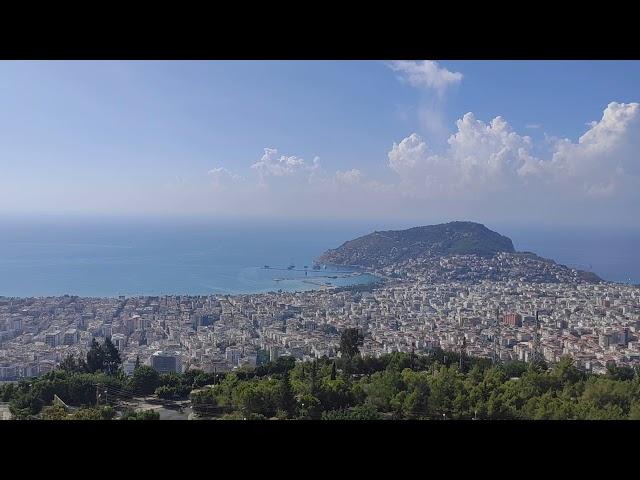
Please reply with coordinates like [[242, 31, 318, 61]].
[[0, 267, 384, 300]]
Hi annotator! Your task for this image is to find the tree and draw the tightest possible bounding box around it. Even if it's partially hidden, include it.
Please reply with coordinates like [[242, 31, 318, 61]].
[[361, 370, 404, 413], [628, 401, 640, 420], [59, 354, 87, 374], [9, 391, 43, 418], [330, 361, 337, 381], [85, 338, 121, 375], [102, 337, 122, 375], [606, 363, 635, 382], [41, 404, 69, 420], [502, 360, 527, 379], [193, 372, 213, 388], [128, 365, 160, 396], [72, 406, 115, 420], [340, 328, 364, 360], [134, 355, 141, 371], [135, 409, 160, 420], [310, 360, 319, 396], [552, 356, 583, 384], [322, 403, 381, 420], [155, 385, 176, 400], [86, 338, 105, 373], [318, 375, 355, 411], [279, 372, 295, 417], [190, 389, 219, 417], [155, 380, 191, 400], [0, 383, 15, 402], [297, 394, 322, 419]]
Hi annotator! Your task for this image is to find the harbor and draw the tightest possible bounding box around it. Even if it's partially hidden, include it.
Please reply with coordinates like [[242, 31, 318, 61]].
[[262, 265, 360, 275], [257, 262, 376, 292]]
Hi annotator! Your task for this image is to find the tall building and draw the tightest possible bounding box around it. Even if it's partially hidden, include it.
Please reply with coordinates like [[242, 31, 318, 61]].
[[63, 329, 79, 345], [503, 313, 522, 327], [123, 357, 138, 376], [102, 324, 112, 338], [45, 330, 62, 347], [111, 333, 126, 350], [150, 351, 183, 374], [11, 318, 22, 332], [269, 345, 280, 362], [225, 347, 242, 366]]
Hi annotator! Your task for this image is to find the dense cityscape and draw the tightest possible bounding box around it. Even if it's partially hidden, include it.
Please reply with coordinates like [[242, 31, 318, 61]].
[[1, 252, 638, 383]]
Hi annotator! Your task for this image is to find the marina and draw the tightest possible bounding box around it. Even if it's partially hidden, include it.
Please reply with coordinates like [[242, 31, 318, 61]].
[[270, 266, 368, 287], [263, 265, 358, 274]]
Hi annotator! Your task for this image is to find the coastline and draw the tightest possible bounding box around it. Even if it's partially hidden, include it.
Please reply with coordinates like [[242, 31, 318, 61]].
[[0, 263, 384, 299]]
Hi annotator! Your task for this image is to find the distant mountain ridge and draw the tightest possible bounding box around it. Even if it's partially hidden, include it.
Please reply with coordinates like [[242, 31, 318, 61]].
[[317, 221, 515, 268]]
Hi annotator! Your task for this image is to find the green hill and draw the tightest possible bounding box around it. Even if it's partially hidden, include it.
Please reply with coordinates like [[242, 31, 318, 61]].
[[317, 221, 515, 267]]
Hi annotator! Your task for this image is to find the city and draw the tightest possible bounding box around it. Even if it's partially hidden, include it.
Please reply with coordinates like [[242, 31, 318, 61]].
[[2, 254, 638, 383]]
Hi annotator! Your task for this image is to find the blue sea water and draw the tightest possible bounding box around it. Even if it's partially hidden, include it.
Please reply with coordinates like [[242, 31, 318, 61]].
[[505, 225, 640, 286], [0, 218, 381, 297], [0, 217, 638, 297]]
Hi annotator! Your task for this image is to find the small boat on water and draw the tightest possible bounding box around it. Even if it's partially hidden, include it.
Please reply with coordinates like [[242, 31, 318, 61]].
[[287, 264, 295, 270], [263, 265, 270, 269]]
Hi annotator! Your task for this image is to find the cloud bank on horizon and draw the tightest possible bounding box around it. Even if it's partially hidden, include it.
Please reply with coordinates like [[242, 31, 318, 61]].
[[205, 99, 640, 223]]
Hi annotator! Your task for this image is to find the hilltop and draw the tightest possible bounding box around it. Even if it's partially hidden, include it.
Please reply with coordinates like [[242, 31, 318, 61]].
[[317, 221, 515, 268], [316, 221, 602, 284]]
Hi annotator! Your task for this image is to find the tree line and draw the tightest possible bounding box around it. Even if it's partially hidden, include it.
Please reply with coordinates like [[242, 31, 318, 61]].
[[4, 329, 640, 420], [190, 328, 640, 420], [0, 337, 173, 420]]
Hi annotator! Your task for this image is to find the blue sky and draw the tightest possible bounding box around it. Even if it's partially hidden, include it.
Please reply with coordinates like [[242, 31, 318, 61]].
[[1, 60, 639, 226]]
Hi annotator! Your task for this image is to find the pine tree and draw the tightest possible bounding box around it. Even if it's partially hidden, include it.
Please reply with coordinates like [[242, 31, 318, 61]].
[[279, 371, 295, 417], [410, 346, 416, 370], [330, 361, 337, 381], [59, 354, 83, 373], [310, 360, 318, 395], [340, 328, 364, 360], [86, 338, 105, 373], [102, 336, 122, 375], [134, 355, 141, 371]]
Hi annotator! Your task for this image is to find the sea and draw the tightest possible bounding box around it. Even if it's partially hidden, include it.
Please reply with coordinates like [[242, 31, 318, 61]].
[[0, 217, 639, 298]]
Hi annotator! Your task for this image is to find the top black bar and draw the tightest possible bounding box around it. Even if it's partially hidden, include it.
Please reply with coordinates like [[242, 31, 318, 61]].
[[2, 10, 638, 60]]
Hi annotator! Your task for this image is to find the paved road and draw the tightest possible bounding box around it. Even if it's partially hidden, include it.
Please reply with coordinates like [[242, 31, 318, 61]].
[[119, 397, 193, 420], [0, 403, 12, 420]]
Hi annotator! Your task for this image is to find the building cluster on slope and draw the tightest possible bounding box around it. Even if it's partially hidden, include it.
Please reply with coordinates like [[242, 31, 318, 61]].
[[0, 257, 638, 380], [375, 252, 598, 284]]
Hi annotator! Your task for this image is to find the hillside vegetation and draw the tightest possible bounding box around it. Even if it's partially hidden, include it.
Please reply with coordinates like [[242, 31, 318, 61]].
[[317, 221, 515, 268]]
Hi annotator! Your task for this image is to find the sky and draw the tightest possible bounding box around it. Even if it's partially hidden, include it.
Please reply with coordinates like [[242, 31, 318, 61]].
[[1, 60, 639, 227]]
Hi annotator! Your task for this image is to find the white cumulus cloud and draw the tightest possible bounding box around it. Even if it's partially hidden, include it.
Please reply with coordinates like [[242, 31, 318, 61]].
[[251, 148, 308, 181], [335, 168, 363, 186], [198, 102, 639, 223], [207, 167, 242, 185], [387, 102, 640, 200], [541, 102, 640, 197], [387, 60, 463, 96]]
